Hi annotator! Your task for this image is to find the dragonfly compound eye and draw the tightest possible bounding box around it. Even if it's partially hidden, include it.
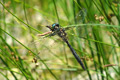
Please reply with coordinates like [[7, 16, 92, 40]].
[[52, 23, 56, 28], [52, 23, 59, 28]]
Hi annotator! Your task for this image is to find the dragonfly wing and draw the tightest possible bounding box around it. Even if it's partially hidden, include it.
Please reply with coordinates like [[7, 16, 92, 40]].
[[64, 26, 76, 31], [75, 8, 87, 23], [64, 8, 87, 31], [28, 34, 67, 61]]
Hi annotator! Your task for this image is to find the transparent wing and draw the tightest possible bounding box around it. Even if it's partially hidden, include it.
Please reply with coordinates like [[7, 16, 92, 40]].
[[64, 8, 87, 30], [64, 8, 89, 40], [28, 34, 69, 64], [75, 8, 87, 23]]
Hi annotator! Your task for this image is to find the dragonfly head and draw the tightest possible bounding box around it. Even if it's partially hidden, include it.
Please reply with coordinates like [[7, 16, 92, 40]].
[[46, 23, 59, 31]]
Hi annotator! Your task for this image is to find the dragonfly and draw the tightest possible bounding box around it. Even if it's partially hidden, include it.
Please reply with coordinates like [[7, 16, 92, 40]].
[[42, 23, 86, 70], [34, 9, 87, 70]]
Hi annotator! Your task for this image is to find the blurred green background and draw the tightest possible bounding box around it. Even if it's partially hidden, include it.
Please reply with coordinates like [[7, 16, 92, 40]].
[[0, 0, 120, 80]]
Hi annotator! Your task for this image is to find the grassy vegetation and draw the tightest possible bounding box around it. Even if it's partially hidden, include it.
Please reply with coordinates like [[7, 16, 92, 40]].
[[0, 0, 120, 80]]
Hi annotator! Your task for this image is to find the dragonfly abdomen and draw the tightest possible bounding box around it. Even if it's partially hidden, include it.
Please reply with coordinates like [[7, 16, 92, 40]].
[[65, 40, 86, 70]]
